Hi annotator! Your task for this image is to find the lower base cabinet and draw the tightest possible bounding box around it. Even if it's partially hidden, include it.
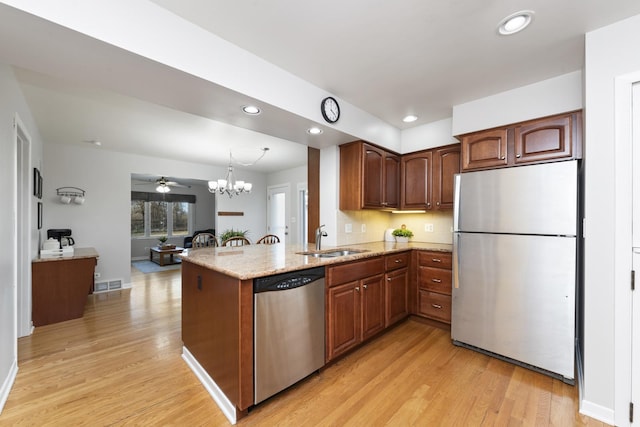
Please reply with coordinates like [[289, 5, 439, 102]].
[[415, 251, 453, 324], [327, 252, 411, 362]]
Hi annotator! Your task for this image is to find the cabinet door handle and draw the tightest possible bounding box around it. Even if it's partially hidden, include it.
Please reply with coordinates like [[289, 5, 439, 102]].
[[436, 202, 440, 206], [363, 284, 368, 290], [500, 156, 505, 160], [431, 278, 442, 283], [355, 286, 360, 292], [516, 154, 521, 158], [197, 275, 202, 291], [387, 277, 392, 281], [432, 258, 442, 263], [431, 304, 442, 309]]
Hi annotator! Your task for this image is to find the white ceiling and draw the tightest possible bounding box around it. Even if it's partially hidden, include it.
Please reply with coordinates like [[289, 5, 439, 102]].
[[3, 1, 640, 172]]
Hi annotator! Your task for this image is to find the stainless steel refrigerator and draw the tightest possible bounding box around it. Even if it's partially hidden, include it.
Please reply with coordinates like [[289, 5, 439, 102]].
[[452, 160, 579, 383]]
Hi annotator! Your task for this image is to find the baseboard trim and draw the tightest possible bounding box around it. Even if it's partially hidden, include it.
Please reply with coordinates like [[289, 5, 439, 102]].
[[182, 346, 236, 425], [0, 359, 18, 414], [579, 399, 615, 426]]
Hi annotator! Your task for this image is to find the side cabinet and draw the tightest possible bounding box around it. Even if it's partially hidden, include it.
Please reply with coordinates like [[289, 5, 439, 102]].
[[384, 252, 409, 327], [416, 251, 452, 324]]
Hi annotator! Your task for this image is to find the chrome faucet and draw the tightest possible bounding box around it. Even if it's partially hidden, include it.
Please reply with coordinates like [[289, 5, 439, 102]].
[[315, 224, 327, 251]]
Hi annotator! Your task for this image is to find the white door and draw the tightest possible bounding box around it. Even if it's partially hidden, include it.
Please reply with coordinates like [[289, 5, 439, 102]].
[[267, 184, 290, 244]]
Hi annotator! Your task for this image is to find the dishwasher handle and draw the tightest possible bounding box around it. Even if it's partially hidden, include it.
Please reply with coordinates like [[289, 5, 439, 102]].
[[254, 266, 325, 293]]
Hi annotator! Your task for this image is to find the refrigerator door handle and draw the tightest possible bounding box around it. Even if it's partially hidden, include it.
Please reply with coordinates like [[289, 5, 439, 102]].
[[453, 174, 461, 232], [453, 232, 460, 289]]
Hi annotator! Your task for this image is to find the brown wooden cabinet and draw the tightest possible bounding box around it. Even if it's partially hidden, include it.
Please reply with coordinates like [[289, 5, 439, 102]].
[[401, 150, 432, 209], [433, 144, 461, 209], [340, 141, 400, 210], [400, 143, 460, 210], [384, 251, 410, 327], [459, 110, 582, 172], [326, 256, 385, 360], [416, 250, 452, 324], [32, 249, 98, 327]]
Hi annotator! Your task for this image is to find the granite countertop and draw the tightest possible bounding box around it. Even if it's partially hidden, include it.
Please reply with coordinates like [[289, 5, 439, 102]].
[[180, 241, 452, 280], [33, 247, 99, 263]]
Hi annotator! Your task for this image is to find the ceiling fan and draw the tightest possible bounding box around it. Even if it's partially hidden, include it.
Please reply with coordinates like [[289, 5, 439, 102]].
[[133, 175, 191, 193]]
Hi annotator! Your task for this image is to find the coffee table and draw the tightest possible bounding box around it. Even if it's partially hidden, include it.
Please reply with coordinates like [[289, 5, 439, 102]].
[[150, 246, 184, 266]]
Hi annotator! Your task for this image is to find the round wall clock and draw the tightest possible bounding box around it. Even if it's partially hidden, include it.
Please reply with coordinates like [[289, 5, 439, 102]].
[[321, 96, 340, 123]]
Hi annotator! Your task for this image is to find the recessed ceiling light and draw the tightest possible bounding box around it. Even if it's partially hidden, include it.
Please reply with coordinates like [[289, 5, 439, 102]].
[[403, 115, 418, 123], [307, 127, 323, 135], [498, 10, 534, 35], [242, 105, 261, 115]]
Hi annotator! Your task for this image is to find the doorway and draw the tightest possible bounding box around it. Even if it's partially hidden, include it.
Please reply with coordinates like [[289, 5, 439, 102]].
[[267, 184, 290, 244], [15, 115, 32, 338]]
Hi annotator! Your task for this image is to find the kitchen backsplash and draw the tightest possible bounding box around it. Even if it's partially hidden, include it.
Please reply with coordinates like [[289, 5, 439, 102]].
[[336, 210, 453, 246]]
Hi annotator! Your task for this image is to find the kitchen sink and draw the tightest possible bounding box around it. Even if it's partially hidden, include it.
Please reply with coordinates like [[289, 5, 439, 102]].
[[297, 249, 369, 258]]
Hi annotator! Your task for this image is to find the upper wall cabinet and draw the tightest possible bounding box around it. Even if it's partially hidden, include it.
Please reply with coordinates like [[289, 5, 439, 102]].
[[400, 143, 460, 211], [459, 110, 582, 172], [340, 141, 400, 210], [341, 141, 460, 211]]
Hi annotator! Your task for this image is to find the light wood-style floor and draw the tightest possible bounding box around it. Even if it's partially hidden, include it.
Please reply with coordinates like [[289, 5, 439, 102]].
[[0, 268, 607, 426]]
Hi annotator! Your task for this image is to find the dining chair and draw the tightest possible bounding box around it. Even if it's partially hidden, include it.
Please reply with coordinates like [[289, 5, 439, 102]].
[[256, 234, 280, 244], [191, 233, 218, 248], [221, 236, 251, 247]]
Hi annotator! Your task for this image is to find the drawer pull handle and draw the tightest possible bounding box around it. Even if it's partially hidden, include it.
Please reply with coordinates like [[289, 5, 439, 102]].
[[387, 278, 391, 281], [432, 258, 442, 263], [431, 304, 442, 309], [395, 259, 401, 263], [431, 278, 442, 283]]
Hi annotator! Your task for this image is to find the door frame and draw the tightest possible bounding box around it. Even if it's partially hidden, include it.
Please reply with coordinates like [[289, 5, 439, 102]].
[[613, 71, 640, 425], [14, 114, 33, 338]]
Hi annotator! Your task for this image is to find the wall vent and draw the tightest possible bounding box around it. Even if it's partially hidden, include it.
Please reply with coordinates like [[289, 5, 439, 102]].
[[108, 280, 122, 290], [94, 281, 109, 292]]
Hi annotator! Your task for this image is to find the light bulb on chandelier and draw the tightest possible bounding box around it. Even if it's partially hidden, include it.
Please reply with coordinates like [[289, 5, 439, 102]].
[[208, 148, 267, 197]]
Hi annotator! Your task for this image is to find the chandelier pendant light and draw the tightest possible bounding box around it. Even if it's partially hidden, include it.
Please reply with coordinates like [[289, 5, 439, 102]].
[[208, 148, 268, 198]]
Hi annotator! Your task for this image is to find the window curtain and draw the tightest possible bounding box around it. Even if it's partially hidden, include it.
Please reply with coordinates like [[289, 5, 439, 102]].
[[131, 191, 196, 204]]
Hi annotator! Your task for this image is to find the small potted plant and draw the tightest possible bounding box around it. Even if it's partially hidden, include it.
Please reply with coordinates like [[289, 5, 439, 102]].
[[392, 225, 413, 243], [158, 236, 168, 248]]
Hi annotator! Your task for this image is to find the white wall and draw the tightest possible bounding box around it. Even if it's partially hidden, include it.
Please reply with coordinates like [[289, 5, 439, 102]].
[[43, 144, 267, 286], [583, 13, 640, 426], [451, 71, 583, 136], [0, 64, 43, 413], [401, 117, 459, 153]]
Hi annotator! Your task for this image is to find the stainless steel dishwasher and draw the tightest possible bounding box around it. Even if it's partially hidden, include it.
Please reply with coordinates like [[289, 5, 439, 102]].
[[254, 266, 325, 404]]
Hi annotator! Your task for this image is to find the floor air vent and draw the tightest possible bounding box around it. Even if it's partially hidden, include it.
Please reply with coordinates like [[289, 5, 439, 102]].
[[108, 280, 122, 290], [94, 281, 109, 292]]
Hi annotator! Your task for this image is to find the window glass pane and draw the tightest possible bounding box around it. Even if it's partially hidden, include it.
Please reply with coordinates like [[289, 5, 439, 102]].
[[131, 200, 145, 237], [149, 201, 168, 236], [173, 202, 189, 236]]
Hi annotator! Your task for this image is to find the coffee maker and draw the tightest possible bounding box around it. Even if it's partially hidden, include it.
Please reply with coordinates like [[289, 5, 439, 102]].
[[47, 228, 75, 249]]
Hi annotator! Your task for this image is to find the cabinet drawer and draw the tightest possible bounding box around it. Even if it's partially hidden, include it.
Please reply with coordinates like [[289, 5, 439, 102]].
[[418, 290, 451, 323], [417, 251, 452, 269], [417, 266, 452, 294], [327, 256, 385, 286], [385, 252, 410, 271]]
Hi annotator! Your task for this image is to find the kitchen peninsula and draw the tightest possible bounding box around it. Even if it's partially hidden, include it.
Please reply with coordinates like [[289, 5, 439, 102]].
[[180, 241, 451, 424]]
